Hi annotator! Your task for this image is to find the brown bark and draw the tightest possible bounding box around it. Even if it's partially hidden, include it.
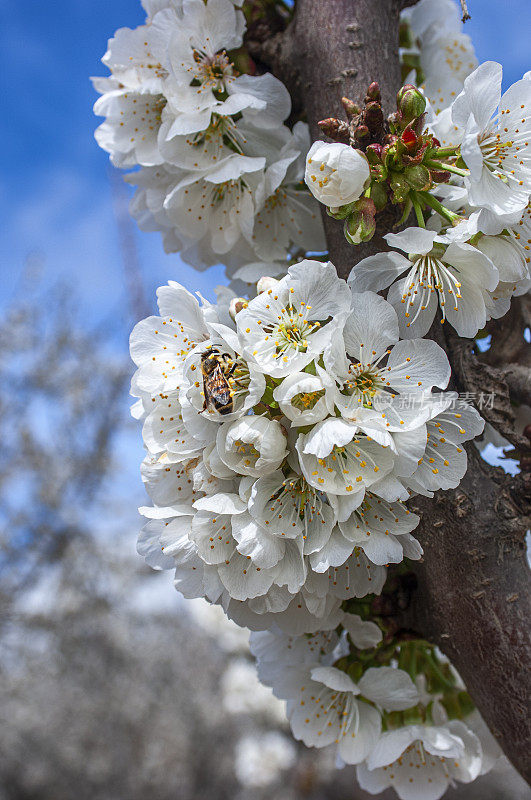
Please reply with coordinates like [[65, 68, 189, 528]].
[[292, 0, 404, 271], [251, 0, 531, 781], [404, 447, 531, 778]]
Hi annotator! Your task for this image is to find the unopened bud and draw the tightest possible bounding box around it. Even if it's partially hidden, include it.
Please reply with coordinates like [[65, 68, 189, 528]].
[[354, 124, 370, 142], [344, 198, 376, 244], [327, 201, 357, 219], [404, 164, 432, 190], [390, 173, 410, 203], [397, 85, 426, 123], [366, 82, 381, 103], [256, 277, 279, 295], [317, 117, 350, 142], [341, 97, 360, 119], [364, 101, 384, 133], [229, 297, 247, 320]]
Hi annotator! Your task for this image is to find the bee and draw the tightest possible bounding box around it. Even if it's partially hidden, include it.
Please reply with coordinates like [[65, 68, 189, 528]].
[[200, 347, 236, 415]]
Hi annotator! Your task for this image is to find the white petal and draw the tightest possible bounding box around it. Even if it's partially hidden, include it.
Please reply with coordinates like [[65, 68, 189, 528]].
[[359, 667, 420, 711], [348, 251, 411, 293], [385, 228, 438, 255], [343, 292, 399, 361], [342, 613, 382, 649]]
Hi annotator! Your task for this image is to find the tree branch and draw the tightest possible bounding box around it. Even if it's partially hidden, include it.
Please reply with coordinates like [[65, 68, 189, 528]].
[[271, 0, 531, 780], [460, 0, 471, 23], [447, 330, 530, 450], [403, 447, 531, 781]]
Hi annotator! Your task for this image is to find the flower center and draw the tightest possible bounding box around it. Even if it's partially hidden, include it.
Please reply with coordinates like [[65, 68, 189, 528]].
[[265, 188, 288, 210], [307, 157, 337, 190], [292, 389, 325, 410], [344, 364, 383, 400], [191, 49, 234, 92], [402, 253, 462, 327], [233, 438, 259, 468], [267, 476, 328, 537]]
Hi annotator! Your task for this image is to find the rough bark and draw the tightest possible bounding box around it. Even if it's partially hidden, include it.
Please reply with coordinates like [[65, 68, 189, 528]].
[[404, 447, 531, 778], [292, 0, 404, 270], [251, 0, 531, 781]]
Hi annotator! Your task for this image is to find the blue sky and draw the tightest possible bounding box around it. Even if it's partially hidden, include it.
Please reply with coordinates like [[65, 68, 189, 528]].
[[1, 0, 530, 329]]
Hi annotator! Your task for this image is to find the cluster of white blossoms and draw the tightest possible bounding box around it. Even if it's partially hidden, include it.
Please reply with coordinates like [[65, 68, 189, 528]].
[[130, 258, 494, 797], [400, 0, 478, 144], [93, 0, 325, 285], [250, 626, 498, 799], [132, 261, 484, 636]]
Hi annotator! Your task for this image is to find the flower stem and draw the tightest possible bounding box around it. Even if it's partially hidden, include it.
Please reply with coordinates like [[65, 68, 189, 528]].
[[411, 193, 426, 228], [425, 160, 468, 178], [418, 191, 461, 225], [434, 146, 459, 158]]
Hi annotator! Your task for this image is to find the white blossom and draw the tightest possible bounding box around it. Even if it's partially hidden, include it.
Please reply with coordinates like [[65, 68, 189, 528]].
[[452, 61, 531, 220], [272, 368, 336, 427], [402, 394, 485, 496], [349, 227, 499, 338], [339, 493, 422, 566], [250, 122, 326, 260], [130, 280, 210, 396], [357, 721, 482, 800], [330, 290, 450, 426], [421, 31, 478, 117], [305, 141, 370, 210], [287, 665, 418, 764], [236, 260, 351, 378], [217, 416, 288, 478]]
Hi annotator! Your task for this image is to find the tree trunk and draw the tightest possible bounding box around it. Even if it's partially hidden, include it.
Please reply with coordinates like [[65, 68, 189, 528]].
[[253, 0, 531, 781]]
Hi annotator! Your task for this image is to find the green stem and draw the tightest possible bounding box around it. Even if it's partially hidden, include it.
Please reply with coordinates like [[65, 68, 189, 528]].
[[434, 146, 459, 158], [419, 191, 461, 225], [425, 160, 468, 178], [408, 642, 418, 682], [411, 192, 426, 228], [396, 197, 413, 227], [422, 650, 457, 691]]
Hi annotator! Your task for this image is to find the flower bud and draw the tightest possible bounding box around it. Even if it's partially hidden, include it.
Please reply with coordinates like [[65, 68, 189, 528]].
[[366, 82, 381, 103], [364, 101, 384, 133], [317, 117, 350, 143], [404, 164, 432, 190], [341, 96, 360, 119], [354, 124, 370, 142], [256, 277, 279, 295], [229, 297, 247, 320], [397, 85, 426, 124], [344, 198, 376, 244], [305, 141, 370, 207], [327, 201, 357, 219], [390, 173, 410, 203]]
